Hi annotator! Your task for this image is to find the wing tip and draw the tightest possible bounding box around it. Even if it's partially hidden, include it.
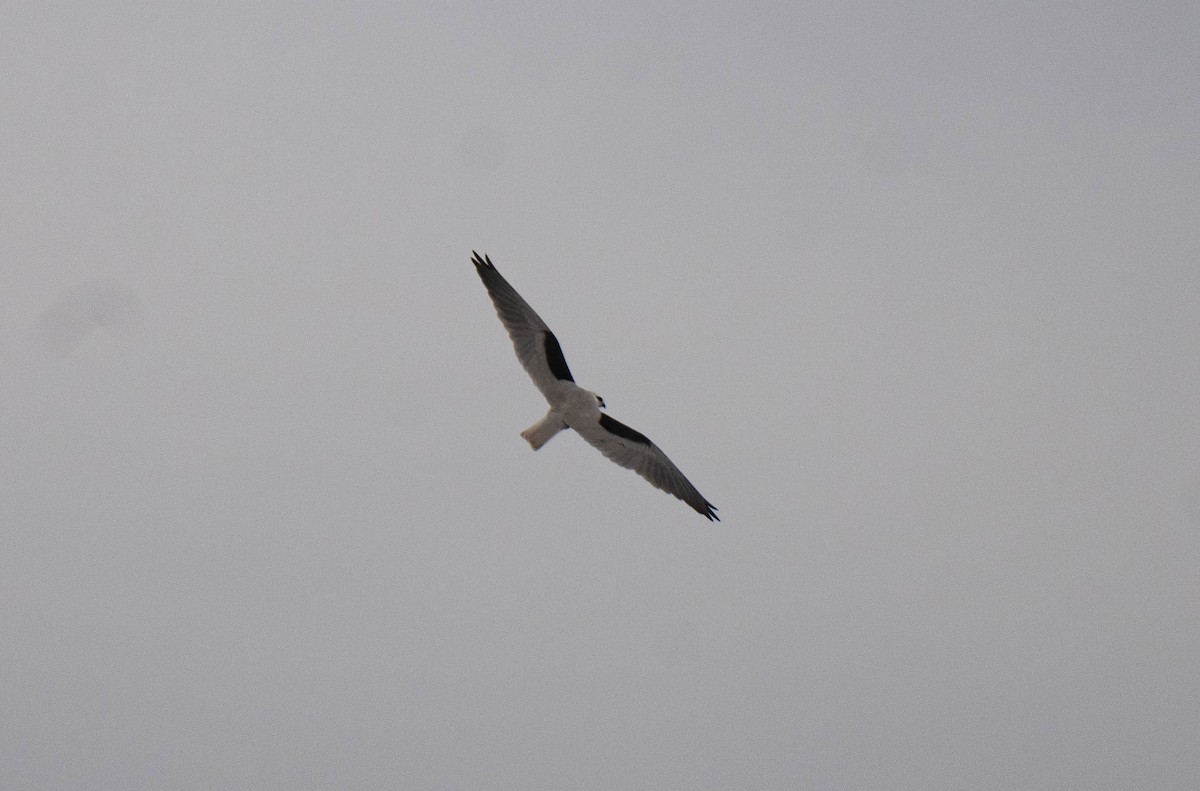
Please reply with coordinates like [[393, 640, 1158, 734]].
[[700, 501, 720, 522], [471, 250, 495, 270]]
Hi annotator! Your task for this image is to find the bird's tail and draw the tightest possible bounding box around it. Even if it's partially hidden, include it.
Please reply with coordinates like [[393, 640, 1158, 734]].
[[521, 410, 568, 450]]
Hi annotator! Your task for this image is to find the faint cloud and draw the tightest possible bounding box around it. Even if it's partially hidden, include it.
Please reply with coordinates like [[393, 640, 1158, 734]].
[[32, 279, 143, 358], [457, 123, 511, 174]]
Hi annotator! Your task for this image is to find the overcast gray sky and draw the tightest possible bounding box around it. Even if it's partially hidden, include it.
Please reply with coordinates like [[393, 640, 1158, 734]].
[[3, 3, 1198, 789]]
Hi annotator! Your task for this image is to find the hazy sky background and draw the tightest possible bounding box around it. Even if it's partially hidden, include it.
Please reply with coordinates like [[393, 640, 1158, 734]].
[[3, 3, 1198, 788]]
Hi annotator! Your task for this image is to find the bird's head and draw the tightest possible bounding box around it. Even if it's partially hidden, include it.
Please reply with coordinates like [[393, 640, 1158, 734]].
[[593, 392, 606, 410]]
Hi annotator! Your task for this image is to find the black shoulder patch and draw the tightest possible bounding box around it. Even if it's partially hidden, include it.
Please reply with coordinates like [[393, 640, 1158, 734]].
[[599, 414, 652, 446], [543, 330, 574, 382]]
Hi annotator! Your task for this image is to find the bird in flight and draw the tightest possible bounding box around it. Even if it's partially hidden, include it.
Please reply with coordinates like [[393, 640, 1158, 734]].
[[472, 251, 718, 521]]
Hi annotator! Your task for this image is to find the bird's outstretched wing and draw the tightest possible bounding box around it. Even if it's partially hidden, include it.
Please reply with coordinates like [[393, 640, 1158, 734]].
[[571, 412, 719, 521], [472, 251, 575, 402]]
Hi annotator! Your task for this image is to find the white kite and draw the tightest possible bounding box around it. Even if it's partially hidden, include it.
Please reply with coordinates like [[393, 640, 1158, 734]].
[[472, 251, 718, 521]]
